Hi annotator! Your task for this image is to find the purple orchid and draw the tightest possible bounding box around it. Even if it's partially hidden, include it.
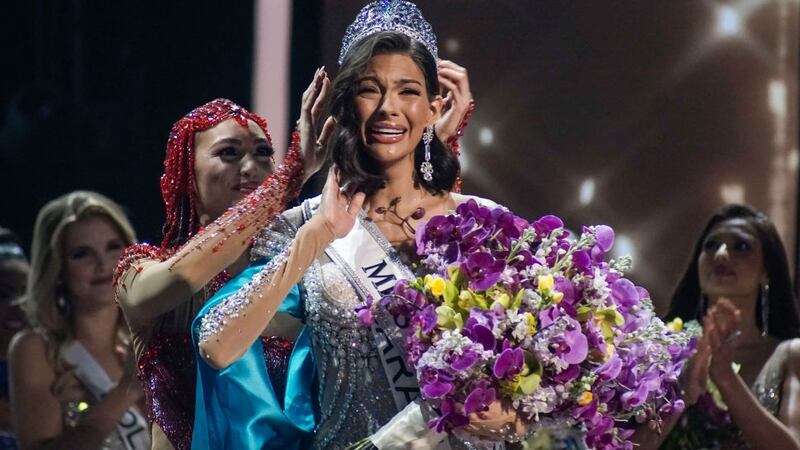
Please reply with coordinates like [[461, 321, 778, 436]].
[[430, 399, 469, 433], [419, 368, 455, 399], [493, 341, 524, 380], [553, 320, 588, 365], [464, 385, 496, 414], [463, 252, 505, 291], [450, 347, 481, 371]]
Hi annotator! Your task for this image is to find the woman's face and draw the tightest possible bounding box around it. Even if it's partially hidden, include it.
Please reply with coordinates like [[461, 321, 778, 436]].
[[193, 118, 274, 222], [355, 53, 441, 167], [698, 218, 766, 301], [61, 215, 127, 311]]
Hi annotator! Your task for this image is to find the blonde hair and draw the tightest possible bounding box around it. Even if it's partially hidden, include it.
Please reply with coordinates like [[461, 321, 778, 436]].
[[24, 191, 136, 362]]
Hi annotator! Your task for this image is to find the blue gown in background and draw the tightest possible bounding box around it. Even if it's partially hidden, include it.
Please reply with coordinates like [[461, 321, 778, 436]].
[[191, 260, 317, 450]]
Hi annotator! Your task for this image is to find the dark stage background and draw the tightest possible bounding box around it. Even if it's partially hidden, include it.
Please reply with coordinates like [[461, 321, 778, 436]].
[[2, 1, 798, 313]]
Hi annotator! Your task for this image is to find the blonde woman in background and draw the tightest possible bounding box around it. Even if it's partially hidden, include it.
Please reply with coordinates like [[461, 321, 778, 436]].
[[9, 191, 149, 450]]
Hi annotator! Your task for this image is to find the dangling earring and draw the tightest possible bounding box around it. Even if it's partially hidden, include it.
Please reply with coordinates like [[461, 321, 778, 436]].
[[760, 283, 770, 337], [420, 125, 434, 182], [56, 283, 70, 316]]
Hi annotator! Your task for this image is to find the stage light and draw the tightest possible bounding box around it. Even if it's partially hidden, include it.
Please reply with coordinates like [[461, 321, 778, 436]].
[[579, 178, 595, 206], [612, 234, 637, 263], [789, 149, 799, 172], [715, 5, 742, 37], [769, 80, 787, 117], [720, 183, 745, 204], [479, 127, 494, 146], [444, 38, 461, 54]]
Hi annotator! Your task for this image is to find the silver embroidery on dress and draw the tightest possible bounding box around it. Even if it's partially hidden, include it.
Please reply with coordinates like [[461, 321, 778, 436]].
[[198, 241, 292, 344], [251, 197, 506, 449]]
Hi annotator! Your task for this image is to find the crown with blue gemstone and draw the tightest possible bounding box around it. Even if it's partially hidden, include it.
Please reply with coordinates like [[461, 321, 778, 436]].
[[338, 0, 439, 65]]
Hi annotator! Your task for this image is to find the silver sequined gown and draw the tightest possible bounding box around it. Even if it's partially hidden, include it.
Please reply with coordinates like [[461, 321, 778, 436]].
[[254, 204, 404, 449], [253, 196, 498, 450]]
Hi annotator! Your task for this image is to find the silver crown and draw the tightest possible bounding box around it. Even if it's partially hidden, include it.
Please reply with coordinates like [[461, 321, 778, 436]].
[[338, 0, 438, 65]]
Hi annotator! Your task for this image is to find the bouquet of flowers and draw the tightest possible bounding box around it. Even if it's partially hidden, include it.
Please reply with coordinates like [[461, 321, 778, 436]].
[[356, 200, 699, 449]]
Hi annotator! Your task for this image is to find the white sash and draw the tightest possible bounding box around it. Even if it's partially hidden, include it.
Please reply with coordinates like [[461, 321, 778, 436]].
[[303, 199, 419, 412], [62, 341, 150, 450]]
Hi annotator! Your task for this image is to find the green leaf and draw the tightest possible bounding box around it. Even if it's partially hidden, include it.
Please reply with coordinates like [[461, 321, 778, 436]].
[[519, 372, 541, 395], [444, 281, 459, 304], [449, 266, 466, 288], [512, 289, 525, 309]]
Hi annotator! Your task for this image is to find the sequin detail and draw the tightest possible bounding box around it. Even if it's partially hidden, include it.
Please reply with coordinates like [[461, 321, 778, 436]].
[[198, 242, 293, 344], [262, 336, 293, 405], [445, 101, 474, 159], [114, 243, 172, 291], [338, 0, 438, 65], [446, 101, 475, 194], [254, 212, 396, 449], [138, 331, 196, 450], [754, 366, 781, 415]]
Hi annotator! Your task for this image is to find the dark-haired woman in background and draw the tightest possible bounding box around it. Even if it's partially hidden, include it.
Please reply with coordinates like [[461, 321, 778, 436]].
[[655, 204, 800, 449]]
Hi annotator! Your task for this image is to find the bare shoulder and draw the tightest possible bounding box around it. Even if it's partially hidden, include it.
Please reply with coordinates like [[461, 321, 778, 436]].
[[784, 338, 800, 368], [449, 193, 502, 209], [8, 329, 53, 376]]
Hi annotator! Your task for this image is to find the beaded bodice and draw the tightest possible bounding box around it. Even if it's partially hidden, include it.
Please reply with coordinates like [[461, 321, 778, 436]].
[[255, 212, 398, 449], [254, 196, 501, 449]]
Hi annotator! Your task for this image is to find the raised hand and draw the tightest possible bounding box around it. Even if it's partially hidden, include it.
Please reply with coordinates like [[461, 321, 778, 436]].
[[703, 298, 742, 382], [297, 67, 335, 179], [435, 60, 473, 144], [464, 400, 527, 442], [680, 329, 711, 405], [318, 168, 366, 239]]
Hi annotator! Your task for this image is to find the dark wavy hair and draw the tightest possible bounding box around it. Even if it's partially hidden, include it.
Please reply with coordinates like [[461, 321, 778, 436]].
[[329, 32, 459, 197], [665, 204, 800, 340]]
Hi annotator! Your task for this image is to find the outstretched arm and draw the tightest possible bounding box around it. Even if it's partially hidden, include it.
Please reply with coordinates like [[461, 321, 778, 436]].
[[198, 169, 365, 370], [115, 70, 332, 326]]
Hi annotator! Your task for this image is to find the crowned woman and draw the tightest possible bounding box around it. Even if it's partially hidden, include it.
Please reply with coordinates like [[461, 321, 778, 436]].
[[190, 1, 510, 449]]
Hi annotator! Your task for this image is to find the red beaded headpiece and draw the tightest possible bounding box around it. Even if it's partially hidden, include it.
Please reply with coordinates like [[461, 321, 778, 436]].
[[160, 98, 272, 249]]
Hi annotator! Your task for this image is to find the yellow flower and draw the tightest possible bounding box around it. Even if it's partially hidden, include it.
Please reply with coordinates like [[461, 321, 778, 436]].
[[524, 312, 538, 335], [537, 275, 554, 293], [551, 291, 564, 304], [667, 317, 683, 332], [430, 277, 446, 297], [577, 391, 593, 406], [605, 343, 615, 361], [594, 306, 625, 340]]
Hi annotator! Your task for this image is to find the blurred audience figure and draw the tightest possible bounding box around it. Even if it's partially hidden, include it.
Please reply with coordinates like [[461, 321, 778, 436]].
[[0, 227, 30, 449], [8, 191, 149, 450], [656, 204, 800, 449]]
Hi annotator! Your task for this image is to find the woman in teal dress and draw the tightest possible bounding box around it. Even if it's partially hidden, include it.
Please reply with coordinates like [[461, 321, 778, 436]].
[[190, 264, 317, 450]]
